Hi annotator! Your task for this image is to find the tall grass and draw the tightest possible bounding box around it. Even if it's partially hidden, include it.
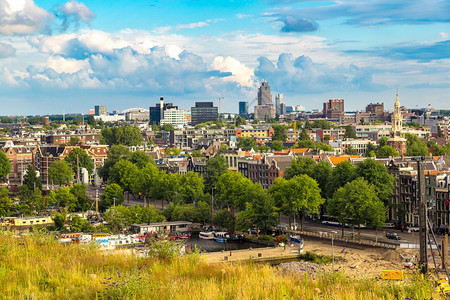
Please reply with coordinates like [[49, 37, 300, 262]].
[[0, 231, 443, 299]]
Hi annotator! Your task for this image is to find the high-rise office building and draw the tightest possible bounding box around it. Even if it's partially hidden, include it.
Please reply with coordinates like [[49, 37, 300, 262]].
[[239, 101, 248, 116], [275, 94, 284, 115], [149, 97, 178, 125], [191, 102, 218, 125], [323, 99, 344, 119], [94, 105, 107, 116], [257, 81, 272, 105]]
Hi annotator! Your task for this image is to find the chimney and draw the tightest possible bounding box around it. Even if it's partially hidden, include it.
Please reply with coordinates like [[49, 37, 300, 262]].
[[160, 96, 164, 121]]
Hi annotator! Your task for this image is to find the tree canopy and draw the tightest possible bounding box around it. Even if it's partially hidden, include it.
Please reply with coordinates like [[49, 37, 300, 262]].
[[49, 160, 73, 186], [0, 151, 11, 179], [101, 126, 143, 146], [64, 147, 94, 175]]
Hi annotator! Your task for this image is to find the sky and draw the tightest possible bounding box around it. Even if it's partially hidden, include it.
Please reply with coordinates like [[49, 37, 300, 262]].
[[0, 0, 449, 115]]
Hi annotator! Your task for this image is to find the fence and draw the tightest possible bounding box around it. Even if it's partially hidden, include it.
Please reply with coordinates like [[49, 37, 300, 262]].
[[286, 230, 398, 250]]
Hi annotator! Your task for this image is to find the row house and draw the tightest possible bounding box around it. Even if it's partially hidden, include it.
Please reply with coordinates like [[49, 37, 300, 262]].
[[187, 156, 207, 177], [239, 155, 293, 188], [43, 132, 101, 145], [2, 141, 37, 191], [169, 128, 235, 149]]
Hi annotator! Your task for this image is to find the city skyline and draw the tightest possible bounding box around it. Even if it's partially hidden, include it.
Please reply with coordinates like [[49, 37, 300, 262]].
[[0, 0, 448, 115]]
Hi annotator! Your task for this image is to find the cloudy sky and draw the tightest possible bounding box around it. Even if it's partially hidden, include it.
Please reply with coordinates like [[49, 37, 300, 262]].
[[0, 0, 449, 115]]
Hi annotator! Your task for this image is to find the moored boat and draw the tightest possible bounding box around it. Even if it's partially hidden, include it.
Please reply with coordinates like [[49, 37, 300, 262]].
[[214, 232, 229, 243], [227, 234, 243, 242], [199, 231, 215, 240]]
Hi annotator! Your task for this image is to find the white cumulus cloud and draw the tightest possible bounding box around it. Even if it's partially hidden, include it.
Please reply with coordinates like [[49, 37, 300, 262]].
[[0, 0, 51, 34]]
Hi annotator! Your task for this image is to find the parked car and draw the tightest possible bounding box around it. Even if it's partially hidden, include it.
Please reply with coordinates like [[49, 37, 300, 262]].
[[407, 226, 420, 232], [395, 224, 407, 231], [386, 232, 401, 240]]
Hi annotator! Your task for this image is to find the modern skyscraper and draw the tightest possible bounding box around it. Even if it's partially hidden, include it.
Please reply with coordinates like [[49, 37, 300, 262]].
[[94, 105, 107, 116], [191, 102, 218, 125], [275, 94, 284, 115], [257, 81, 272, 105], [239, 101, 248, 116]]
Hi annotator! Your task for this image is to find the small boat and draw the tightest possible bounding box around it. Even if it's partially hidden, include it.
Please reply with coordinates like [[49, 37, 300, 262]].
[[199, 231, 215, 240], [290, 235, 304, 244], [227, 234, 243, 242], [214, 232, 229, 243]]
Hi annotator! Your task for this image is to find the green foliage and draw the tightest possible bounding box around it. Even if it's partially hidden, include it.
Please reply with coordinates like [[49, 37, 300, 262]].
[[272, 124, 287, 141], [0, 187, 12, 216], [191, 150, 203, 157], [313, 141, 334, 152], [271, 140, 284, 151], [162, 123, 175, 131], [17, 187, 44, 215], [204, 155, 228, 192], [237, 137, 257, 150], [133, 163, 164, 200], [284, 157, 316, 180], [88, 115, 96, 126], [213, 208, 234, 231], [48, 186, 77, 210], [100, 183, 124, 211], [269, 175, 324, 229], [22, 164, 42, 192], [98, 145, 131, 181], [0, 151, 11, 179], [145, 238, 182, 260], [69, 184, 91, 212], [312, 120, 332, 129], [328, 178, 386, 235], [179, 171, 204, 204], [165, 147, 182, 156], [355, 159, 394, 207], [344, 126, 357, 138], [235, 116, 247, 126], [258, 144, 270, 152], [52, 212, 67, 231], [64, 147, 94, 174], [165, 202, 210, 224], [344, 146, 358, 155], [405, 133, 428, 156], [68, 136, 81, 146], [101, 125, 143, 146], [298, 128, 310, 141], [70, 215, 92, 232], [215, 171, 255, 210], [109, 160, 139, 193], [129, 151, 152, 169], [375, 145, 399, 158], [103, 205, 165, 232], [299, 252, 332, 264], [327, 160, 356, 197]]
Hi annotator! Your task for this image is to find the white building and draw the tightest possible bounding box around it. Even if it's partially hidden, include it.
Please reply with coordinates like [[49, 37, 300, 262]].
[[94, 115, 125, 122], [160, 108, 188, 127]]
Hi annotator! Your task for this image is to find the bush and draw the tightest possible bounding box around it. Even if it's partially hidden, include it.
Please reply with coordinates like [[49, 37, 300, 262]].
[[299, 251, 332, 264], [257, 235, 276, 243]]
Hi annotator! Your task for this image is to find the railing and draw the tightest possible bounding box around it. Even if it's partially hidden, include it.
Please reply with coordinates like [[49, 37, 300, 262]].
[[286, 229, 398, 250]]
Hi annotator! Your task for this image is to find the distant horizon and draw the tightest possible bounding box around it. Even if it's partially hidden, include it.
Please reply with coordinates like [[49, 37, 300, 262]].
[[0, 0, 448, 114]]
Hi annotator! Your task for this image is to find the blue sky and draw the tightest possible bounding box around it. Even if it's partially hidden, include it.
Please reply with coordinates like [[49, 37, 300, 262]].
[[0, 0, 448, 115]]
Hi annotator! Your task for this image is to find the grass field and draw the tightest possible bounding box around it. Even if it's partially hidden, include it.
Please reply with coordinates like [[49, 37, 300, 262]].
[[0, 231, 444, 299]]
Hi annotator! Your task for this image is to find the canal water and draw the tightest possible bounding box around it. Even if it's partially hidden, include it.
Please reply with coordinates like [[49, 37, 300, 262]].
[[186, 234, 268, 252]]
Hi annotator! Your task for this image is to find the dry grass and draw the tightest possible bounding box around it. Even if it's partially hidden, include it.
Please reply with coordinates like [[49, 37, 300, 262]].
[[0, 231, 444, 299]]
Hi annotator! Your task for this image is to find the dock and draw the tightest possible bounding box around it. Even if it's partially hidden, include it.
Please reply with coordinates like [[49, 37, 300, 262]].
[[201, 245, 303, 263]]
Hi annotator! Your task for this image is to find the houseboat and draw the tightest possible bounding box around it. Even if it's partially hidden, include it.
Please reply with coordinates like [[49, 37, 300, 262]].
[[1, 216, 54, 229], [199, 231, 215, 240], [130, 221, 193, 235], [214, 232, 229, 243]]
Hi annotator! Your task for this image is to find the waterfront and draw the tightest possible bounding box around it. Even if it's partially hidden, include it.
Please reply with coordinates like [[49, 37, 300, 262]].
[[186, 234, 267, 252]]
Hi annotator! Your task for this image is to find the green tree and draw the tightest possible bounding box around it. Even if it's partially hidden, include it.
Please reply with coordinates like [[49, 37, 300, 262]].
[[312, 120, 332, 129], [17, 188, 44, 215], [133, 162, 163, 202], [238, 184, 278, 234], [204, 155, 228, 192], [103, 205, 164, 232], [52, 212, 67, 231], [0, 187, 12, 216], [355, 159, 394, 207], [162, 123, 175, 131], [284, 157, 316, 180], [344, 146, 358, 155], [269, 175, 324, 230], [191, 150, 203, 157], [70, 215, 92, 232], [0, 151, 11, 179], [327, 160, 356, 197], [98, 145, 131, 182], [109, 160, 139, 198], [375, 145, 399, 158], [235, 116, 247, 126], [129, 151, 152, 169], [64, 147, 94, 175], [165, 147, 182, 156], [379, 137, 388, 147], [70, 184, 91, 212], [22, 164, 42, 192], [88, 115, 96, 126], [215, 171, 254, 210], [212, 209, 234, 231], [258, 144, 270, 152], [328, 178, 386, 237], [312, 160, 333, 199], [344, 126, 357, 138], [272, 124, 287, 141], [101, 126, 143, 146], [100, 183, 124, 211], [179, 171, 204, 204], [405, 133, 428, 156], [271, 140, 284, 151], [68, 137, 81, 146], [237, 137, 257, 150], [48, 186, 77, 209], [49, 160, 73, 186]]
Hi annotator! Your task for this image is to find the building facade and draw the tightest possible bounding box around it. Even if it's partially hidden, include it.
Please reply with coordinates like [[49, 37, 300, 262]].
[[190, 102, 218, 125]]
